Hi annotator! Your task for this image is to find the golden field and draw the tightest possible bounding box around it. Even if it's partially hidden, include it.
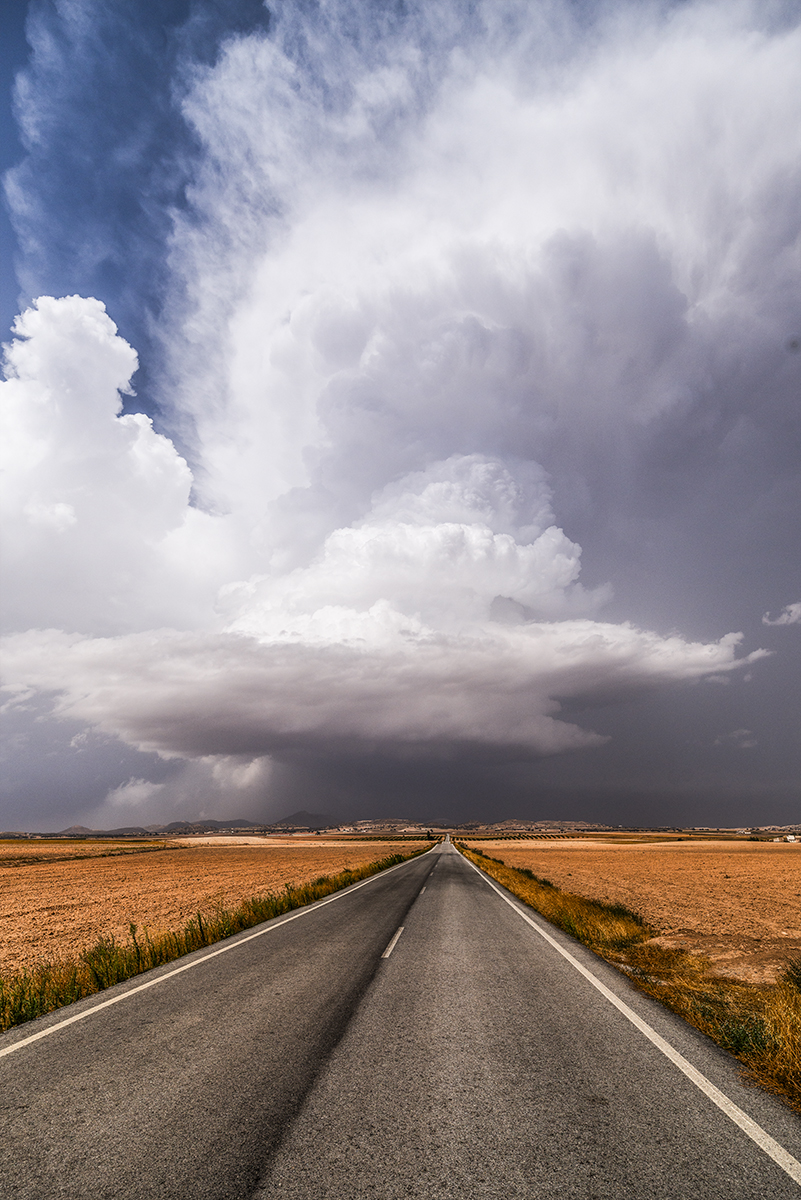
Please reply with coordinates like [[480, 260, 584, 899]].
[[0, 837, 418, 974], [463, 837, 801, 982]]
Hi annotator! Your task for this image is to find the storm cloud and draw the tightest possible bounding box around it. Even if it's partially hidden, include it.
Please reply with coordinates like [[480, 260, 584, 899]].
[[1, 0, 799, 829]]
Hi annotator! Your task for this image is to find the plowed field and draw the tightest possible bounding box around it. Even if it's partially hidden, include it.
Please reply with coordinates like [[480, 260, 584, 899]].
[[464, 838, 801, 982], [0, 838, 418, 974]]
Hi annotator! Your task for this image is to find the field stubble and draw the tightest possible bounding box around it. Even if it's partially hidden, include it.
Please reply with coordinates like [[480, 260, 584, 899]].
[[0, 838, 419, 975], [463, 837, 801, 984]]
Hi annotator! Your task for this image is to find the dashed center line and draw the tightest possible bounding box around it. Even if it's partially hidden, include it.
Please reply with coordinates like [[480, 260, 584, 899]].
[[381, 926, 404, 959], [0, 851, 434, 1062], [419, 886, 426, 894]]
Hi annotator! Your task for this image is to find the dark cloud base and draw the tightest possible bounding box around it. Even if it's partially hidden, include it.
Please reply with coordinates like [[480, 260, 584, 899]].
[[0, 700, 175, 832], [233, 751, 800, 830]]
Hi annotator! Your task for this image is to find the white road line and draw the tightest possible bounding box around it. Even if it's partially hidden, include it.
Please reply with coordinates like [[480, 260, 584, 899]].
[[463, 853, 801, 1187], [381, 926, 404, 958], [419, 887, 426, 894], [0, 852, 431, 1062]]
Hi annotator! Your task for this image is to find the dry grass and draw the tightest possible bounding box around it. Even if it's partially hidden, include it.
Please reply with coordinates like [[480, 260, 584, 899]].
[[0, 837, 424, 973], [616, 943, 801, 1106], [0, 847, 428, 1033], [462, 848, 651, 949], [460, 845, 801, 1111], [462, 836, 801, 983]]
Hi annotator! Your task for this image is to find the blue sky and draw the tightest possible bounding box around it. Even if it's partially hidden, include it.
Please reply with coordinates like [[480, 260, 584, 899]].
[[1, 0, 29, 338], [1, 0, 799, 830], [2, 0, 273, 431]]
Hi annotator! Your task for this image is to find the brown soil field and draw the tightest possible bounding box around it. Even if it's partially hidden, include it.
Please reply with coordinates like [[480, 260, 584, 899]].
[[0, 840, 173, 867], [0, 838, 415, 975], [464, 838, 801, 983]]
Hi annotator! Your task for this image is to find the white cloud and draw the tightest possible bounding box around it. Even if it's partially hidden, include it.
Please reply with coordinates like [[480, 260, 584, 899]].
[[0, 297, 239, 635], [105, 777, 165, 809], [160, 1, 800, 549], [1, 623, 767, 763], [714, 728, 758, 749], [99, 756, 273, 825], [23, 500, 77, 531], [222, 454, 611, 639], [763, 602, 801, 626]]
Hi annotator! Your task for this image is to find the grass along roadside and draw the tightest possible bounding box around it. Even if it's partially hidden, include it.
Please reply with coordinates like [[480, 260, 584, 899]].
[[458, 844, 801, 1111], [0, 848, 428, 1033]]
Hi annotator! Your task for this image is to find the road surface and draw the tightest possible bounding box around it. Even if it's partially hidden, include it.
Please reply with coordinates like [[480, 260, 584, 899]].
[[1, 840, 799, 1197]]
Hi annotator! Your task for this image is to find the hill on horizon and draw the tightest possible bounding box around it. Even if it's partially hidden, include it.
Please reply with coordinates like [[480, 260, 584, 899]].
[[273, 810, 335, 828]]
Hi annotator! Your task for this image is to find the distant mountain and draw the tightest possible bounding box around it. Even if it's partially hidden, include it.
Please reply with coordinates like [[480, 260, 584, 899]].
[[103, 826, 153, 836], [45, 818, 266, 838], [273, 810, 335, 828], [53, 824, 154, 836], [157, 818, 261, 832]]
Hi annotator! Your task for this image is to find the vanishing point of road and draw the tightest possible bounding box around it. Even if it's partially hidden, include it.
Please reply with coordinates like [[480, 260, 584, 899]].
[[1, 840, 799, 1198]]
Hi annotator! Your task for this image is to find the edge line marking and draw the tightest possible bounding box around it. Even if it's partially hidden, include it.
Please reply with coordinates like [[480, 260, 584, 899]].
[[381, 926, 404, 958], [0, 852, 431, 1061], [462, 852, 801, 1186]]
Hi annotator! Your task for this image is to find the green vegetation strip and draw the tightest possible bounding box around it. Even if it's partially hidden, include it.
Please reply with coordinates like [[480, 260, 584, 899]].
[[459, 844, 801, 1111], [0, 848, 428, 1033]]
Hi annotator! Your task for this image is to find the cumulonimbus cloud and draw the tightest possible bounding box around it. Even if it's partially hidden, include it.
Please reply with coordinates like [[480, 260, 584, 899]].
[[2, 0, 795, 823], [0, 293, 769, 768]]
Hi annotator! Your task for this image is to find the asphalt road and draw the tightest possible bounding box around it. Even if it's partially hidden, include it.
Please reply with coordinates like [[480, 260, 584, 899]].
[[1, 841, 799, 1198]]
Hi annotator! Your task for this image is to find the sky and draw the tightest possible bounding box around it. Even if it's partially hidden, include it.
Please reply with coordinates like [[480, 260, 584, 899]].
[[1, 0, 799, 832]]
